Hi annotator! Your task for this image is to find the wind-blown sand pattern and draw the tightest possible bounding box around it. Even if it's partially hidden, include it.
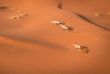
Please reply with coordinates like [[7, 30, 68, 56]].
[[0, 0, 110, 74]]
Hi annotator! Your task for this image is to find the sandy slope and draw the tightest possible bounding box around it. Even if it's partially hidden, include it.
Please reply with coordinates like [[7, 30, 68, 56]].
[[62, 0, 110, 30], [0, 0, 110, 74]]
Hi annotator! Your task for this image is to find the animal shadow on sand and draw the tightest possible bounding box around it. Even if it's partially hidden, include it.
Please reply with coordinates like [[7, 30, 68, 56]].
[[60, 22, 66, 25], [68, 27, 74, 31], [80, 46, 89, 53]]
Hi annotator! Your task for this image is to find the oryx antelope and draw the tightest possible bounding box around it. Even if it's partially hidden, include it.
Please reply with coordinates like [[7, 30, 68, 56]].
[[10, 15, 21, 19], [60, 24, 69, 30], [73, 42, 82, 51], [51, 20, 62, 25], [50, 20, 70, 31], [10, 13, 27, 19]]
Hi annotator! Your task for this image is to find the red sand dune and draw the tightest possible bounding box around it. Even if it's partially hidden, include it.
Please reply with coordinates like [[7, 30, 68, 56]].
[[0, 0, 110, 74]]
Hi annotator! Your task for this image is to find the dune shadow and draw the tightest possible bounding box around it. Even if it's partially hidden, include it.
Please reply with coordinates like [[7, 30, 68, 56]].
[[74, 13, 110, 31], [0, 34, 68, 50], [0, 6, 8, 10], [58, 0, 63, 9]]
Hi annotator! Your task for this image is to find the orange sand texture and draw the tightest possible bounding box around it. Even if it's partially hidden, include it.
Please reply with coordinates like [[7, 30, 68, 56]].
[[0, 0, 110, 74]]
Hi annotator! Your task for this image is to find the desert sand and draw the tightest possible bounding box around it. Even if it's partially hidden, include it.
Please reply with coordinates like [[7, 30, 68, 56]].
[[0, 0, 110, 74]]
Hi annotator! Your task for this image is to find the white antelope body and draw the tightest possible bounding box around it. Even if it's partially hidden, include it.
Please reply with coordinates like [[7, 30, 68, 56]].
[[60, 24, 69, 30], [73, 43, 82, 51], [51, 20, 61, 25], [50, 20, 70, 31]]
